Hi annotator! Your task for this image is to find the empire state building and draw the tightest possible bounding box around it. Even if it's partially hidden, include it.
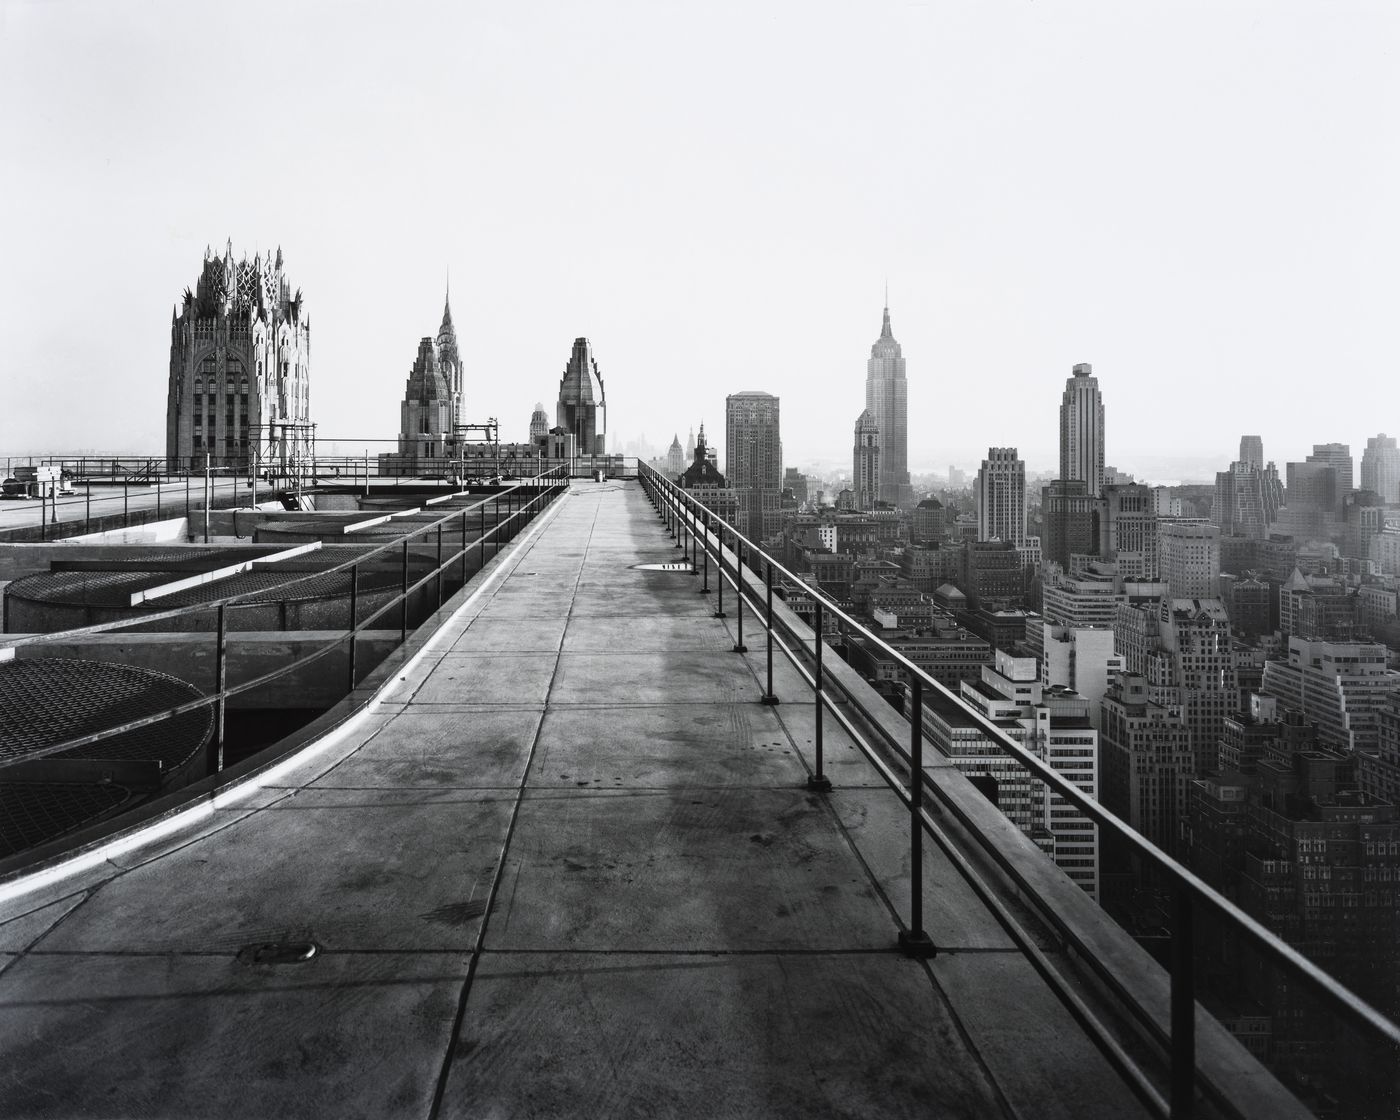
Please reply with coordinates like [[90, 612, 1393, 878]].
[[865, 303, 913, 508]]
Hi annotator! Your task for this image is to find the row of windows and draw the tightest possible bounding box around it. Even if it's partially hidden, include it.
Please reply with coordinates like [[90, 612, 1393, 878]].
[[192, 434, 250, 448], [194, 377, 250, 394]]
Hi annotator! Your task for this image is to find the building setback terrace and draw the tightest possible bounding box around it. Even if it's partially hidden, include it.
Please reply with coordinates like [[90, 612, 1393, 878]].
[[0, 481, 1330, 1118]]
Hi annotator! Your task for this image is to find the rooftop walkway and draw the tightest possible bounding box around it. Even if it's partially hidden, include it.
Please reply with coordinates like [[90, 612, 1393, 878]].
[[0, 481, 1149, 1119]]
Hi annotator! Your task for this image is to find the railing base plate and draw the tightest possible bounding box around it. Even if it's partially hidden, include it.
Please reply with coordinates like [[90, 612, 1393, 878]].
[[898, 930, 937, 959], [760, 695, 781, 706], [805, 775, 833, 793]]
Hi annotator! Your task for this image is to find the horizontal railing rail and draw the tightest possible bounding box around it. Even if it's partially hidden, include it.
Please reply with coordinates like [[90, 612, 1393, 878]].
[[638, 461, 1399, 1120], [0, 470, 569, 779]]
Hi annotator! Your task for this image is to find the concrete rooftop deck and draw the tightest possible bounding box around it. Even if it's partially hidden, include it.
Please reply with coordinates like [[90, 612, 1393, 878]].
[[0, 480, 1150, 1119]]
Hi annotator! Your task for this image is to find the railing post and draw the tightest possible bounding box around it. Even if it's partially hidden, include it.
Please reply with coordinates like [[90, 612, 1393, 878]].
[[85, 482, 91, 534], [688, 501, 698, 574], [761, 558, 779, 705], [123, 478, 129, 526], [347, 563, 359, 691], [1171, 887, 1197, 1119], [807, 599, 831, 792], [460, 508, 469, 584], [435, 523, 444, 608], [898, 673, 936, 958], [211, 603, 228, 775], [400, 538, 409, 642], [699, 510, 710, 594], [481, 500, 487, 562], [156, 475, 161, 518], [714, 522, 727, 618], [184, 472, 190, 521], [732, 538, 747, 653]]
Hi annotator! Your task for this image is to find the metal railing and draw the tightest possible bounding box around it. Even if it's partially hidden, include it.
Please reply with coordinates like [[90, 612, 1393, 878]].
[[0, 470, 569, 782], [639, 461, 1399, 1120]]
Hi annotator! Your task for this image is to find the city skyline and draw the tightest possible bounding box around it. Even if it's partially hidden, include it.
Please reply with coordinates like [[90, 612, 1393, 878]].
[[2, 2, 1397, 474]]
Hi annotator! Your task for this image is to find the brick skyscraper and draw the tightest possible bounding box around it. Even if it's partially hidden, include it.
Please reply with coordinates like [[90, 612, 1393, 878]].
[[725, 391, 782, 542]]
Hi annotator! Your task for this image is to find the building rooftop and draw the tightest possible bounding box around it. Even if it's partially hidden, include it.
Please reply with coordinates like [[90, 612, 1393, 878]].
[[0, 480, 1323, 1118]]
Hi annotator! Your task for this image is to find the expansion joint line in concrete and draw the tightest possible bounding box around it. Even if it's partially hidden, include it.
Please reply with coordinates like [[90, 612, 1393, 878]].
[[426, 491, 602, 1120]]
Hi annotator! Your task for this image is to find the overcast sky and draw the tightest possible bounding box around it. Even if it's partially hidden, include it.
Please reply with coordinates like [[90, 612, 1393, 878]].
[[1, 1, 1396, 481]]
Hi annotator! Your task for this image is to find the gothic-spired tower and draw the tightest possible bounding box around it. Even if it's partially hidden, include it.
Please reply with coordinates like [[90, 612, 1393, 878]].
[[436, 287, 464, 427], [865, 304, 912, 508], [1059, 363, 1105, 498], [852, 409, 881, 511], [166, 241, 312, 471], [557, 338, 607, 455], [394, 286, 466, 466], [397, 337, 455, 460]]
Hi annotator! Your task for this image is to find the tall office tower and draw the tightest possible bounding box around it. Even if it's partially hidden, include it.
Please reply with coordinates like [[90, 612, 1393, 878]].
[[1261, 636, 1400, 758], [1213, 460, 1284, 539], [1158, 519, 1220, 599], [1307, 442, 1354, 497], [726, 391, 783, 542], [1370, 691, 1400, 809], [1278, 569, 1358, 641], [1099, 483, 1159, 581], [1100, 673, 1193, 856], [1150, 486, 1182, 517], [556, 337, 607, 455], [167, 242, 312, 471], [1042, 625, 1123, 731], [1158, 598, 1236, 774], [397, 336, 455, 461], [529, 402, 549, 444], [1220, 575, 1271, 639], [1041, 480, 1100, 572], [1283, 460, 1339, 538], [666, 435, 685, 476], [865, 304, 912, 508], [1361, 433, 1400, 503], [1239, 435, 1263, 470], [686, 427, 696, 463], [910, 499, 945, 544], [924, 650, 1100, 898], [1042, 563, 1127, 631], [1059, 363, 1106, 498], [1343, 491, 1387, 563], [852, 410, 881, 510], [975, 447, 1026, 545]]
